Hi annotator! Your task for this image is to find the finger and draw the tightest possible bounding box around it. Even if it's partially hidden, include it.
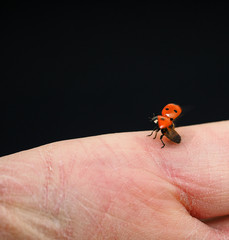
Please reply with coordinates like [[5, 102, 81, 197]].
[[144, 120, 229, 219], [2, 121, 229, 221]]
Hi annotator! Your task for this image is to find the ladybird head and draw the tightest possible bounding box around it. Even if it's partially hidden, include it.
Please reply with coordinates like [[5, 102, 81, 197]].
[[150, 115, 158, 124]]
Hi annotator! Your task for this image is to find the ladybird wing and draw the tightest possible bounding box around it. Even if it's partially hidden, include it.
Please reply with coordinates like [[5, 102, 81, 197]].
[[165, 128, 181, 143], [161, 103, 182, 120]]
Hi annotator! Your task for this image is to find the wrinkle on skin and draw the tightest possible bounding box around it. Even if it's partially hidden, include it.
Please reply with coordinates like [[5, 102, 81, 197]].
[[38, 147, 54, 210]]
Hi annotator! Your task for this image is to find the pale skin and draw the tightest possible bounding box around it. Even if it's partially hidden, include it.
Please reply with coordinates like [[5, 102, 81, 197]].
[[1, 121, 229, 239]]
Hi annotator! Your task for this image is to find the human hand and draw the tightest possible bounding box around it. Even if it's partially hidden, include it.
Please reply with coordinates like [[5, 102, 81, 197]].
[[1, 121, 229, 239]]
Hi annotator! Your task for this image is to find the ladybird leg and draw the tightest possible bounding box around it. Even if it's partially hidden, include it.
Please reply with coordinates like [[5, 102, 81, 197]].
[[147, 127, 159, 137], [147, 130, 155, 137], [153, 129, 159, 139], [160, 134, 165, 148]]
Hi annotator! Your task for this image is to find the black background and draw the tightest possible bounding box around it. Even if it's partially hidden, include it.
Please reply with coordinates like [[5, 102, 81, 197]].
[[1, 3, 229, 156]]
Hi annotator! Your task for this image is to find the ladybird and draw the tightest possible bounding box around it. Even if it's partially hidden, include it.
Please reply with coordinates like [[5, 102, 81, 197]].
[[148, 104, 182, 148]]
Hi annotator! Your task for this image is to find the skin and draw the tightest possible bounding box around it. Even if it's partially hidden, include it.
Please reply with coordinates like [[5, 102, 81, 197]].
[[1, 121, 229, 239]]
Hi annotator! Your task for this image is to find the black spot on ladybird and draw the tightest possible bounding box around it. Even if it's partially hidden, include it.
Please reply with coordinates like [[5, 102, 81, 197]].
[[161, 117, 165, 120], [174, 110, 177, 113], [166, 108, 169, 110]]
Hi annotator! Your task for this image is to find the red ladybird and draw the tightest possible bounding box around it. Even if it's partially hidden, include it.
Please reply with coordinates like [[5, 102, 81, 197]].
[[148, 103, 182, 148]]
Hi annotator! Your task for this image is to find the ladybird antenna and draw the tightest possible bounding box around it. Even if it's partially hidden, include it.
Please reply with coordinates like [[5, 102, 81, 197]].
[[148, 113, 155, 122]]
